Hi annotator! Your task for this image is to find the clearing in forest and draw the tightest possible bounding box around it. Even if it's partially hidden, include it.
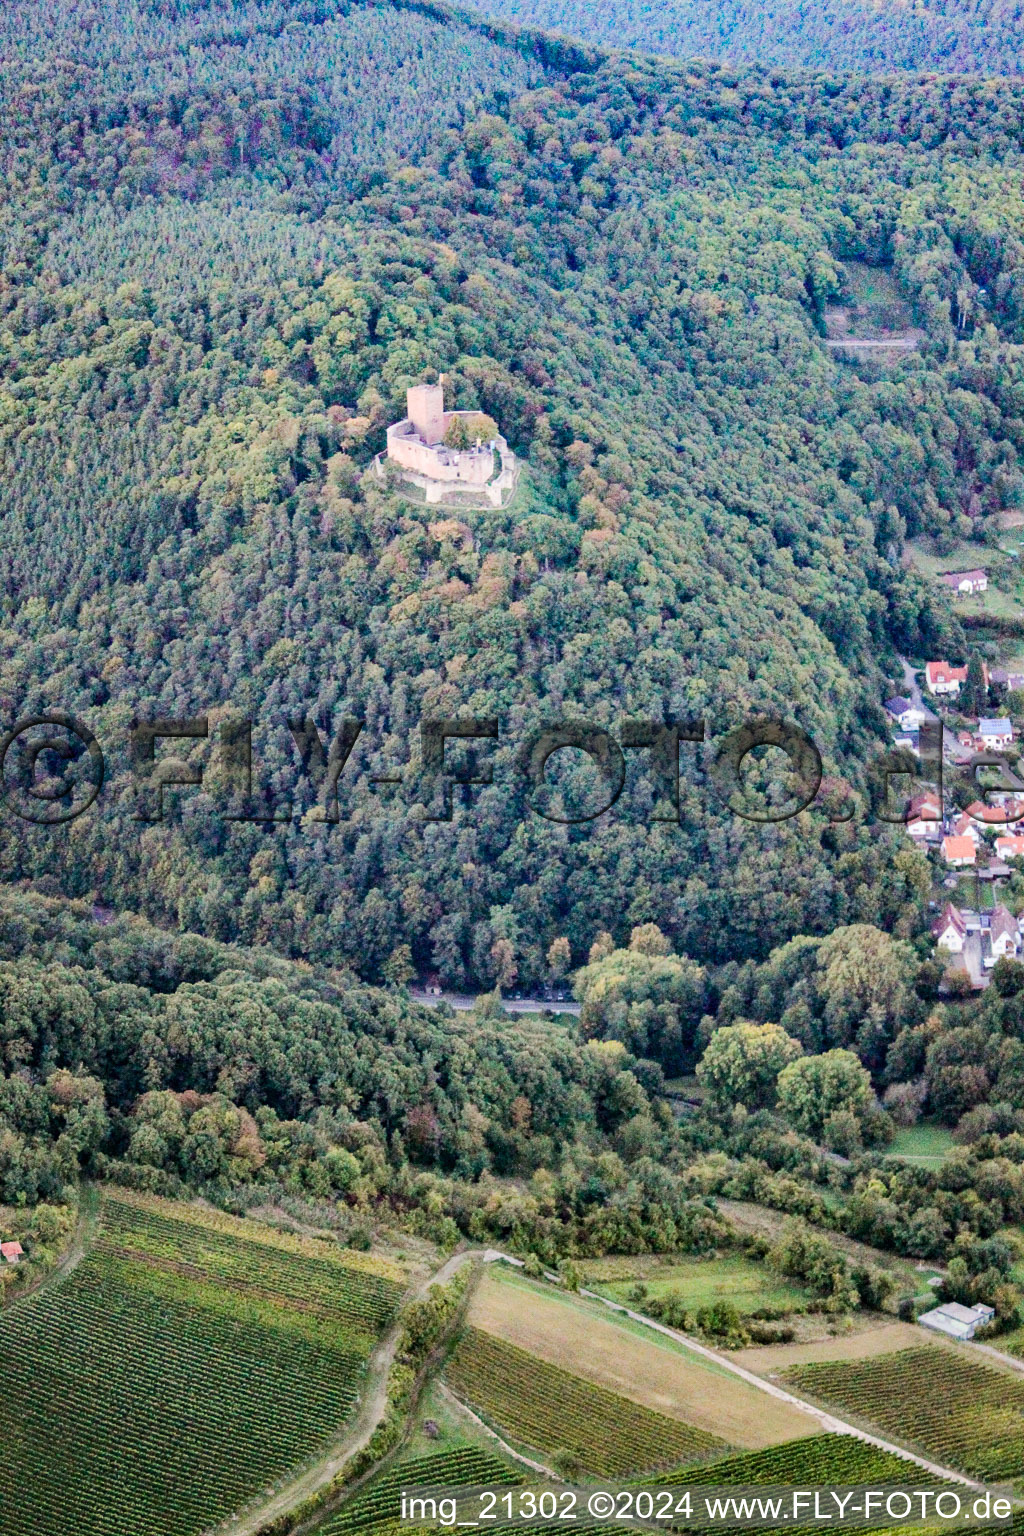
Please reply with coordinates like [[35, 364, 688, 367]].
[[581, 1252, 808, 1314], [0, 1190, 406, 1536], [467, 1269, 817, 1448]]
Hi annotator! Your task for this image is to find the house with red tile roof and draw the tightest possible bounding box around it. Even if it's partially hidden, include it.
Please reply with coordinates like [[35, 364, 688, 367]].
[[942, 835, 976, 867], [926, 660, 968, 696], [0, 1241, 24, 1264]]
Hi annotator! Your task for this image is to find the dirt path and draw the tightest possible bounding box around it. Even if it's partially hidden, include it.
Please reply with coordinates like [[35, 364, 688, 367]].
[[972, 1339, 1024, 1376], [825, 338, 919, 351], [577, 1288, 986, 1491], [204, 1248, 476, 1536], [2, 1183, 99, 1314], [437, 1382, 560, 1480]]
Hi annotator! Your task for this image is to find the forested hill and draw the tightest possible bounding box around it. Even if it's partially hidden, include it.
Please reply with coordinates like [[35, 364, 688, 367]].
[[461, 0, 1024, 75], [1, 0, 1023, 988]]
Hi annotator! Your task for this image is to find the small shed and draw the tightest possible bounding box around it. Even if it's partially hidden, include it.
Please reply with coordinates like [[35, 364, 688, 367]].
[[0, 1241, 24, 1264], [918, 1301, 994, 1340]]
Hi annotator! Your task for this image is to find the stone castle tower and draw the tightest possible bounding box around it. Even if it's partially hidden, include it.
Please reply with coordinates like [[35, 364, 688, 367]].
[[405, 382, 446, 447]]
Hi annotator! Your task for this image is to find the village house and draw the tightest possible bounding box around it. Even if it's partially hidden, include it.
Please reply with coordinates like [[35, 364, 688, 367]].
[[0, 1241, 24, 1264], [925, 660, 968, 696], [941, 834, 976, 867], [940, 569, 988, 596], [964, 798, 1024, 828], [951, 811, 982, 843], [905, 791, 942, 842], [996, 833, 1024, 860], [988, 904, 1021, 962], [990, 667, 1024, 692], [932, 903, 967, 953], [978, 717, 1014, 749], [885, 696, 926, 731], [918, 1301, 995, 1340]]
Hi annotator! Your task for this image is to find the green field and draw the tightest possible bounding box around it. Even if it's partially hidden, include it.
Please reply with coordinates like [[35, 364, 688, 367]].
[[446, 1326, 728, 1475], [0, 1192, 405, 1536], [785, 1347, 1024, 1481], [907, 539, 997, 580], [586, 1254, 808, 1314], [885, 1124, 956, 1168]]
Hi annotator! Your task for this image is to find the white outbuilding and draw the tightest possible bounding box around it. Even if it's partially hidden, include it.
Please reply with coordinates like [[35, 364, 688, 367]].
[[917, 1301, 995, 1340]]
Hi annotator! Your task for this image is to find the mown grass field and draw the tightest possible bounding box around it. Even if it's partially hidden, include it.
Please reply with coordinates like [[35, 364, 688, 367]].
[[0, 1191, 406, 1536], [734, 1320, 926, 1375], [468, 1269, 817, 1448], [884, 1123, 956, 1168], [446, 1325, 728, 1474], [583, 1253, 808, 1314], [785, 1346, 1024, 1481]]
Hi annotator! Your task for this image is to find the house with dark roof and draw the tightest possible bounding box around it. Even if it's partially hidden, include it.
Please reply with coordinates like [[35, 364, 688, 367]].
[[988, 904, 1020, 962], [978, 718, 1013, 748], [885, 696, 925, 730]]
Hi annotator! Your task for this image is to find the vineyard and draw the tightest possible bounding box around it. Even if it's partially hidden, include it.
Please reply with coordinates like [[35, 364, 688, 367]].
[[446, 1326, 728, 1475], [659, 1433, 937, 1488], [318, 1447, 521, 1534], [101, 1191, 404, 1334], [784, 1347, 1024, 1481], [0, 1192, 406, 1536]]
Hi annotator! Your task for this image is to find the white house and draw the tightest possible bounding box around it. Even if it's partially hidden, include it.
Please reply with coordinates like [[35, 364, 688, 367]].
[[941, 569, 988, 596], [918, 1301, 994, 1340], [941, 835, 976, 868], [932, 903, 967, 954], [978, 718, 1013, 749], [925, 660, 968, 696], [885, 696, 925, 731], [988, 904, 1020, 962]]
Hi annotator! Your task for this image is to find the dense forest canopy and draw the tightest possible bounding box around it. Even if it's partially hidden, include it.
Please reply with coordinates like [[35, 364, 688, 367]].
[[462, 0, 1024, 75], [0, 0, 1023, 993]]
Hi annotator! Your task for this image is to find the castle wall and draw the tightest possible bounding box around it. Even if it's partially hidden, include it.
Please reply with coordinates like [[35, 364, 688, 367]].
[[387, 420, 495, 484]]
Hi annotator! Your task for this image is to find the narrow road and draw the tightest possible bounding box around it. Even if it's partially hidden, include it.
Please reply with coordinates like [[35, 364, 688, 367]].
[[410, 991, 580, 1017], [204, 1249, 476, 1536], [972, 1339, 1024, 1377], [899, 659, 937, 720], [825, 338, 919, 352]]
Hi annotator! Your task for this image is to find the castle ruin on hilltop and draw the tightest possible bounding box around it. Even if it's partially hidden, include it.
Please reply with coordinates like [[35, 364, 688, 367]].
[[377, 378, 517, 508]]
